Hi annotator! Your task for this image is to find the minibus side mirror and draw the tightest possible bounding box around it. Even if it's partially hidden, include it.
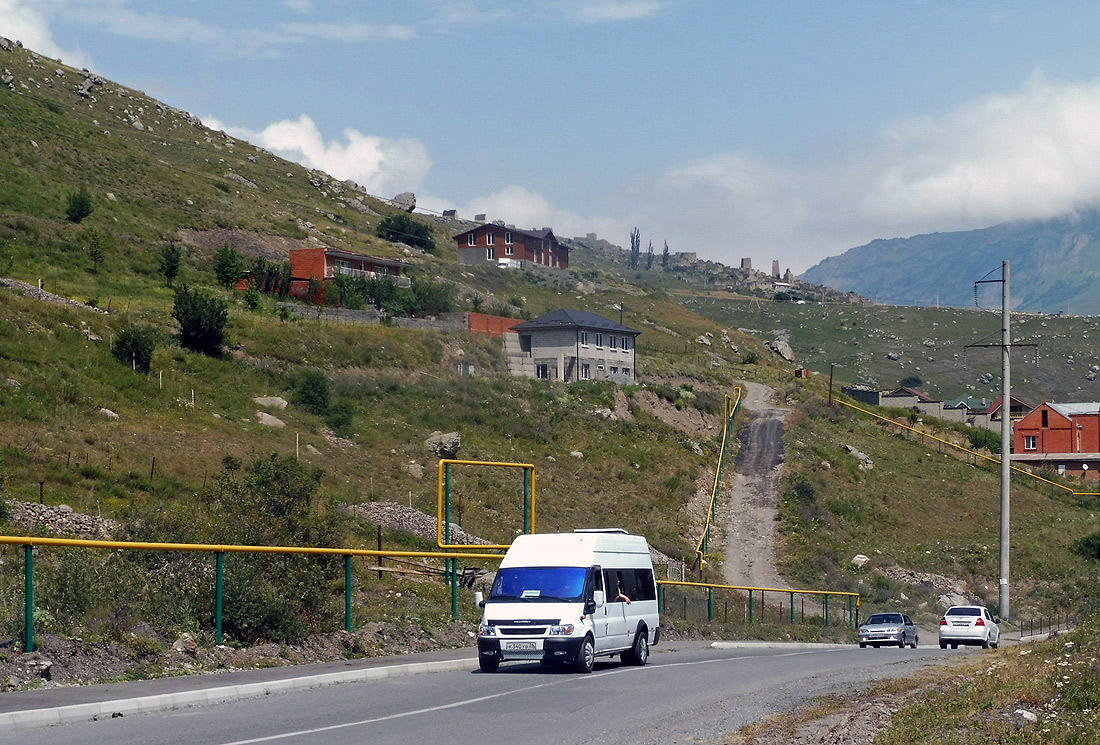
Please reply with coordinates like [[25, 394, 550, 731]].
[[592, 589, 605, 609], [474, 591, 485, 608]]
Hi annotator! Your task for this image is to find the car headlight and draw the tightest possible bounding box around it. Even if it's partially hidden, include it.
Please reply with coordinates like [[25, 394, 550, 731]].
[[479, 623, 497, 636], [548, 624, 575, 636]]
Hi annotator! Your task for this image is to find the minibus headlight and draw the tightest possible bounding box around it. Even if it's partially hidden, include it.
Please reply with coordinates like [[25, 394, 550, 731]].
[[548, 624, 575, 636], [479, 623, 496, 636]]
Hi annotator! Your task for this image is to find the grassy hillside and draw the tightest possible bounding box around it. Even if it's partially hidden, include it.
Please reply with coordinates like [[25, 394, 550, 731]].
[[686, 294, 1100, 406], [1, 39, 1095, 661]]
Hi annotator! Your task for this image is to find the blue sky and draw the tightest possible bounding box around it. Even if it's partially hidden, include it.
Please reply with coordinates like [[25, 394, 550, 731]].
[[9, 1, 1100, 273]]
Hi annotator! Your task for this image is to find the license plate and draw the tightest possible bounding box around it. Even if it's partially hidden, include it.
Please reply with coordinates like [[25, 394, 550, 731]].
[[505, 641, 537, 651]]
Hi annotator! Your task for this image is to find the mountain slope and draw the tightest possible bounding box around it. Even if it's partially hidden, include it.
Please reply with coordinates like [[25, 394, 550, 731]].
[[801, 211, 1100, 314]]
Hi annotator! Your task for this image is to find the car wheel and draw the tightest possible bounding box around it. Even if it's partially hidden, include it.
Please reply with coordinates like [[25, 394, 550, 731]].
[[898, 639, 906, 649], [982, 638, 990, 649], [623, 629, 649, 666], [992, 637, 999, 649], [575, 637, 595, 674], [859, 642, 866, 649], [910, 636, 918, 649], [940, 642, 947, 649], [479, 655, 499, 673]]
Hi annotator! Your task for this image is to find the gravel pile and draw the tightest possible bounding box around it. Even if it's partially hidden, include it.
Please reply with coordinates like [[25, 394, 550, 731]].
[[346, 501, 493, 546], [9, 500, 119, 539]]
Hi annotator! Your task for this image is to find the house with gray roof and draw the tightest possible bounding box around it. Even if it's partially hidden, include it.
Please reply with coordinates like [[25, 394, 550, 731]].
[[506, 309, 639, 383]]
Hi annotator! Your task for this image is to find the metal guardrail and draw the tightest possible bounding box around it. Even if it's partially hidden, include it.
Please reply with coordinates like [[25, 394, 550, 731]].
[[0, 534, 501, 653], [657, 579, 860, 628]]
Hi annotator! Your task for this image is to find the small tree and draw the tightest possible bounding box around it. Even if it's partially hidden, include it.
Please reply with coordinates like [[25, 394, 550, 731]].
[[65, 188, 94, 223], [158, 239, 182, 287], [629, 228, 640, 269], [376, 214, 436, 253], [662, 241, 670, 268], [87, 228, 106, 273], [112, 326, 158, 374], [213, 243, 244, 288], [173, 284, 228, 357], [646, 240, 654, 270]]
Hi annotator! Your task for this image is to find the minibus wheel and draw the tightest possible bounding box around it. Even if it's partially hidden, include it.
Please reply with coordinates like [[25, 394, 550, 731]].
[[623, 629, 649, 666], [479, 655, 499, 673], [575, 637, 595, 673]]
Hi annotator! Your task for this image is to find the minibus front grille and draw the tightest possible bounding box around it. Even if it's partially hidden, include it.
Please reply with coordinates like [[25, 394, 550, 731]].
[[499, 627, 548, 635]]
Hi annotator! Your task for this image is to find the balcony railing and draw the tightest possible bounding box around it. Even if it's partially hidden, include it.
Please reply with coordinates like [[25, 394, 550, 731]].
[[328, 265, 411, 288]]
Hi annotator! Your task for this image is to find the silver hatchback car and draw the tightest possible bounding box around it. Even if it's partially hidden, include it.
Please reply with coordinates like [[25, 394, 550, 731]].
[[858, 612, 919, 648]]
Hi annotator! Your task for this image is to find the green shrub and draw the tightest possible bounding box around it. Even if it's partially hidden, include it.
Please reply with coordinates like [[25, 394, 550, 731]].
[[293, 370, 330, 415], [172, 284, 228, 357], [742, 350, 760, 365], [376, 213, 436, 253], [243, 284, 262, 312], [324, 399, 354, 436], [1073, 532, 1100, 561], [65, 188, 94, 223], [111, 325, 158, 374]]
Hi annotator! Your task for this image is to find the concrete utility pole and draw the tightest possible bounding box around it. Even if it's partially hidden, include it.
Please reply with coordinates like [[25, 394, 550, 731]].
[[998, 261, 1011, 621], [969, 261, 1015, 621]]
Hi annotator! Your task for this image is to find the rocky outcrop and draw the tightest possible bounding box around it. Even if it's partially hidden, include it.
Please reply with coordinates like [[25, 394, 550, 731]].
[[9, 501, 119, 539], [346, 501, 491, 546]]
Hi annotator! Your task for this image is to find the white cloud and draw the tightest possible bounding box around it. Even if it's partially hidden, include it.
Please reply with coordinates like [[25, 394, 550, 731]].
[[275, 21, 416, 43], [0, 0, 91, 67], [563, 0, 664, 24], [611, 74, 1100, 274], [863, 73, 1100, 225], [207, 114, 432, 197]]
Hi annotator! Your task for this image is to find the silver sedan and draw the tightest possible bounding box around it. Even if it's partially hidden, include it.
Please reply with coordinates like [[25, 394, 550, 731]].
[[858, 612, 919, 648]]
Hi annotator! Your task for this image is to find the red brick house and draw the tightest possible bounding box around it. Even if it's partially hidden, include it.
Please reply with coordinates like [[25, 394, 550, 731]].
[[287, 247, 411, 301], [454, 225, 568, 269], [1013, 401, 1100, 480]]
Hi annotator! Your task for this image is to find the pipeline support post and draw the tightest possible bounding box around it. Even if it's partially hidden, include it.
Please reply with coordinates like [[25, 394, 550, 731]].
[[215, 551, 224, 646], [24, 544, 34, 653], [344, 555, 353, 632]]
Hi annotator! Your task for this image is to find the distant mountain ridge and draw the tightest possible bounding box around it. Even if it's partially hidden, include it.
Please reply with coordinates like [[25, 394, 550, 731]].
[[800, 210, 1100, 314]]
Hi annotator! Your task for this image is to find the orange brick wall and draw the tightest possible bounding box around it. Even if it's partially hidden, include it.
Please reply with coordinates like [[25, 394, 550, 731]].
[[467, 312, 521, 337]]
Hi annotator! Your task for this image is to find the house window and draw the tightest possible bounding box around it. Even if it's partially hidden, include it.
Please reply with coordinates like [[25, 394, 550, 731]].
[[505, 232, 513, 244], [595, 333, 603, 348], [486, 246, 494, 261], [622, 367, 631, 377], [579, 330, 588, 346], [621, 336, 631, 351], [505, 245, 514, 256], [536, 364, 550, 380], [1024, 435, 1037, 450], [486, 233, 495, 245], [1042, 410, 1048, 427], [467, 234, 476, 246], [580, 363, 590, 380], [1059, 464, 1066, 476], [609, 336, 618, 350], [610, 367, 619, 375]]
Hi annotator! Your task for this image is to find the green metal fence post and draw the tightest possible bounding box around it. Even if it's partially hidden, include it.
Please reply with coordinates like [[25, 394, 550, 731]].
[[789, 591, 795, 624], [848, 595, 854, 628], [707, 587, 713, 622], [24, 545, 33, 653], [215, 551, 224, 646], [748, 590, 754, 624], [657, 584, 664, 612], [451, 557, 458, 622], [824, 594, 830, 627], [345, 555, 353, 632]]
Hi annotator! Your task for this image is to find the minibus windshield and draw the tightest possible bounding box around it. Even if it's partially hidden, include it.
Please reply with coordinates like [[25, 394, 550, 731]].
[[489, 567, 587, 602]]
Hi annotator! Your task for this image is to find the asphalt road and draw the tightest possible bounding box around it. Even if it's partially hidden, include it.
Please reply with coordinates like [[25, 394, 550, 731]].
[[0, 641, 970, 745]]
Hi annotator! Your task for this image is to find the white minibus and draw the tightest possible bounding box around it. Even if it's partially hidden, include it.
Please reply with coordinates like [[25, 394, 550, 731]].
[[474, 529, 660, 673]]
